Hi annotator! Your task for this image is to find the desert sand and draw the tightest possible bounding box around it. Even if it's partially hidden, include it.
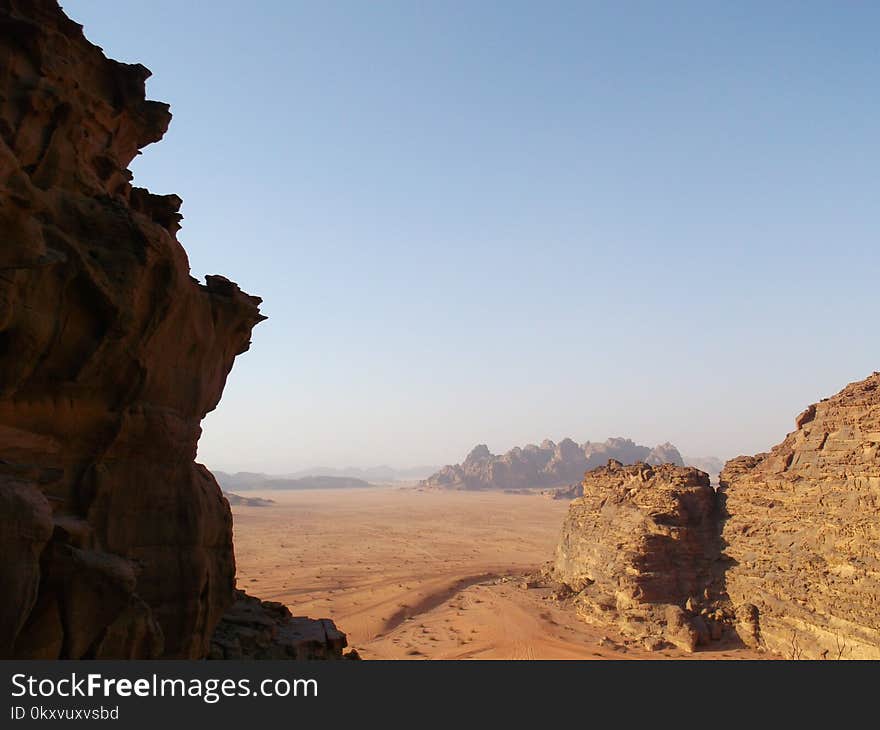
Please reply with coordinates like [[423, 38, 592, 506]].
[[231, 487, 761, 659]]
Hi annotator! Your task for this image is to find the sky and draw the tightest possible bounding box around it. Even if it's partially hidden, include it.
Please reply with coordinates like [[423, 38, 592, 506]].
[[63, 1, 879, 473]]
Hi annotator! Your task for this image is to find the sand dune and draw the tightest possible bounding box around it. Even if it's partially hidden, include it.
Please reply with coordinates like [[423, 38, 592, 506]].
[[231, 487, 761, 659]]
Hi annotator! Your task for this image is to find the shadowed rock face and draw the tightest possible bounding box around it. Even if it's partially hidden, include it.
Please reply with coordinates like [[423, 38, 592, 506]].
[[720, 372, 880, 659], [423, 437, 684, 491], [0, 0, 265, 658], [209, 591, 349, 660], [553, 461, 724, 651]]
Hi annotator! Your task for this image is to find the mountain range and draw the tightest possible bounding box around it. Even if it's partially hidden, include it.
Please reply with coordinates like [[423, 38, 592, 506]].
[[213, 472, 377, 491], [421, 437, 689, 490]]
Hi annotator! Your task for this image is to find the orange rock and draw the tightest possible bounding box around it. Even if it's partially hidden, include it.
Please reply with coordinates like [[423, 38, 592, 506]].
[[721, 372, 880, 659], [553, 461, 721, 650], [0, 0, 263, 658]]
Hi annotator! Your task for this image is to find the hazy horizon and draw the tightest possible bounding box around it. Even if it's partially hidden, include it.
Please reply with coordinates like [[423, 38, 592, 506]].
[[65, 1, 879, 474], [209, 437, 721, 477]]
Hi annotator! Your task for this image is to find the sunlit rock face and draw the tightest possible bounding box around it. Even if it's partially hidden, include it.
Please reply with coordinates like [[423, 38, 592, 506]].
[[552, 373, 880, 658], [553, 461, 723, 652], [0, 0, 264, 658], [720, 372, 880, 659]]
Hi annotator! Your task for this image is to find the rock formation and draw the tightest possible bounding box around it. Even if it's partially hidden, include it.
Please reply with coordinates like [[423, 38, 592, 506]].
[[209, 591, 348, 660], [542, 482, 583, 500], [682, 455, 725, 485], [553, 461, 725, 651], [552, 373, 880, 659], [720, 372, 880, 659], [224, 493, 275, 508], [423, 437, 684, 491], [0, 0, 344, 659]]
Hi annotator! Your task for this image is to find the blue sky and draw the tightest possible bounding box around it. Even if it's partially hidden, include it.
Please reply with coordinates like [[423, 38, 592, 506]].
[[64, 1, 879, 472]]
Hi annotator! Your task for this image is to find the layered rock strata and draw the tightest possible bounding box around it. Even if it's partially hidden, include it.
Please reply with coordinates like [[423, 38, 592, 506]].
[[554, 373, 880, 658], [720, 373, 880, 659]]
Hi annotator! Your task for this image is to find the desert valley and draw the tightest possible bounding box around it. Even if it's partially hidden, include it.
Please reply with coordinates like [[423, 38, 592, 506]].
[[229, 486, 761, 659], [224, 369, 880, 661]]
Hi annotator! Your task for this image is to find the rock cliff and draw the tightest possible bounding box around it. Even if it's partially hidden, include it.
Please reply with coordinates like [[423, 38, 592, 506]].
[[720, 372, 880, 659], [423, 437, 684, 491], [0, 0, 344, 659], [553, 373, 880, 658], [553, 461, 725, 651]]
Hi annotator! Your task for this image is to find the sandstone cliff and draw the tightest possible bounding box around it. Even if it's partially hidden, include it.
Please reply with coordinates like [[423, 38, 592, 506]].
[[423, 437, 684, 491], [552, 373, 880, 658], [553, 461, 725, 651], [720, 372, 880, 659], [0, 0, 344, 659]]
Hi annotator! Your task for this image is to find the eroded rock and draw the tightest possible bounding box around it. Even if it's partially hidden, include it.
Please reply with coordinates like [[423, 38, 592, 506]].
[[553, 461, 725, 650], [0, 0, 264, 658], [720, 372, 880, 659], [209, 591, 348, 660]]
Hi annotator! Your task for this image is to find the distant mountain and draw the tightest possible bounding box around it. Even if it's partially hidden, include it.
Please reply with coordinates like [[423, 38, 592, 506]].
[[223, 492, 275, 507], [421, 437, 685, 491], [213, 472, 268, 491], [265, 476, 372, 490], [282, 465, 439, 481], [682, 456, 725, 484], [213, 472, 372, 491]]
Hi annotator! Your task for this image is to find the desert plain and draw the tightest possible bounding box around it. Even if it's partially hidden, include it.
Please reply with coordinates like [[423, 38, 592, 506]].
[[231, 486, 761, 659]]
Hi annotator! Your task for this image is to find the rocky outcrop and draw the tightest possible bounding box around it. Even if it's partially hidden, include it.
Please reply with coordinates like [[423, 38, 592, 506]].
[[682, 456, 725, 485], [209, 591, 348, 660], [553, 461, 726, 651], [224, 493, 275, 508], [0, 0, 269, 658], [720, 373, 880, 659], [542, 482, 583, 500], [423, 437, 684, 491], [552, 373, 880, 659]]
